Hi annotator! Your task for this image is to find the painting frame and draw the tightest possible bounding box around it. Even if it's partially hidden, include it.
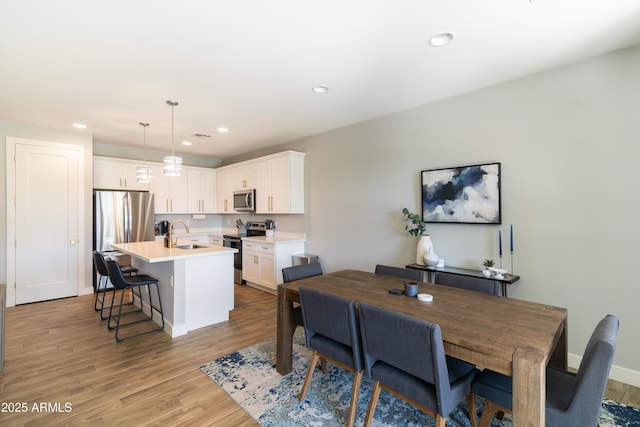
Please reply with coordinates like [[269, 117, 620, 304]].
[[421, 162, 501, 224]]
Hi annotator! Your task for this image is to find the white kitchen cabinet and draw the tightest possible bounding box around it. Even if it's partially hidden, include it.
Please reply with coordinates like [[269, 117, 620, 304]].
[[242, 239, 305, 291], [235, 163, 256, 190], [209, 235, 224, 246], [185, 234, 210, 243], [93, 157, 150, 191], [256, 151, 305, 214], [149, 164, 189, 214], [242, 242, 275, 289], [216, 167, 237, 213], [187, 167, 216, 213]]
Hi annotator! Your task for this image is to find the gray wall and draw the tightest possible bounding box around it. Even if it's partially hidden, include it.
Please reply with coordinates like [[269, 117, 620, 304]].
[[231, 45, 640, 384]]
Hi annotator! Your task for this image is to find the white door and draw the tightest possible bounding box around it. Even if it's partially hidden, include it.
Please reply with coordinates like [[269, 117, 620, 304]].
[[14, 143, 79, 304]]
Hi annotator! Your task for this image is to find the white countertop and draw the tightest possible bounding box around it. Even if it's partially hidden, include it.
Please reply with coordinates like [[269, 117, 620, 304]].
[[113, 239, 237, 263]]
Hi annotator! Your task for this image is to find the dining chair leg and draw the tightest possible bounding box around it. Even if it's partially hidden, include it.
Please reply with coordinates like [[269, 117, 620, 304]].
[[346, 370, 363, 427], [479, 400, 508, 427], [320, 358, 327, 374], [363, 380, 382, 427], [298, 350, 319, 401], [468, 394, 479, 427], [435, 415, 446, 427]]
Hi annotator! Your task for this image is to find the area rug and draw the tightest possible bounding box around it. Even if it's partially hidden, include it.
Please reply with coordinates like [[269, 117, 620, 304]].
[[200, 330, 640, 426]]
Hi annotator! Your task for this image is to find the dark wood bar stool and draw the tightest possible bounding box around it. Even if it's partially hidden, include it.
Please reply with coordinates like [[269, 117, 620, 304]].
[[105, 259, 165, 342]]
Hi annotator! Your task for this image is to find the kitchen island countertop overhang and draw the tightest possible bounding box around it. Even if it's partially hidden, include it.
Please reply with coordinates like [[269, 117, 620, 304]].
[[112, 240, 238, 338]]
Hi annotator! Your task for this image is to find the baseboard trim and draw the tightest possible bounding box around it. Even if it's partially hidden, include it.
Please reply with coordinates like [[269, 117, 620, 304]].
[[569, 353, 640, 388]]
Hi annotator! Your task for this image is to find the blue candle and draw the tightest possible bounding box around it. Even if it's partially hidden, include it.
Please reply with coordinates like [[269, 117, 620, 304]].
[[510, 224, 514, 252], [498, 230, 502, 256]]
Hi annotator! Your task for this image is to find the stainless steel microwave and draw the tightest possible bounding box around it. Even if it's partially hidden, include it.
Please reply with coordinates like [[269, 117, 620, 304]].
[[233, 189, 255, 211]]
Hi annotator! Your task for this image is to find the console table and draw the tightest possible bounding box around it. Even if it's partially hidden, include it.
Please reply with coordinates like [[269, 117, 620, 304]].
[[405, 263, 520, 297]]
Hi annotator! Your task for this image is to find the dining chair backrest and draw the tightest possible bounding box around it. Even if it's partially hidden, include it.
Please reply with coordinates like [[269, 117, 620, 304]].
[[435, 271, 499, 296], [282, 262, 323, 283], [555, 314, 619, 424], [299, 287, 363, 371], [374, 264, 425, 282], [359, 302, 474, 417]]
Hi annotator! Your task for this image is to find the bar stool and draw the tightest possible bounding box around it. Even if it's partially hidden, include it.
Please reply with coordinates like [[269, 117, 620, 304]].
[[105, 259, 165, 342], [92, 251, 139, 320]]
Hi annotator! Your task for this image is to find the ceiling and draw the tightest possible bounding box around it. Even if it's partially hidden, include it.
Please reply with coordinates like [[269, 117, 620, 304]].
[[2, 1, 640, 161]]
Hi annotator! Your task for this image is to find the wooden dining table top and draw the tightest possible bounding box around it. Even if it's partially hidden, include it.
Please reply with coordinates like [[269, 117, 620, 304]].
[[280, 269, 568, 376]]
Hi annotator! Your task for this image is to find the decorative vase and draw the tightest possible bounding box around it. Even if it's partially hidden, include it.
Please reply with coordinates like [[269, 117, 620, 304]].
[[416, 235, 438, 266], [424, 251, 440, 267]]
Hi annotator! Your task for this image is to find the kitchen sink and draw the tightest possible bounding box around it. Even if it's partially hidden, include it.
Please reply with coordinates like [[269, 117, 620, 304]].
[[174, 244, 207, 250]]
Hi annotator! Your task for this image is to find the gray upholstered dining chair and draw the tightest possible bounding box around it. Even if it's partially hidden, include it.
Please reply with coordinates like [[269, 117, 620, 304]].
[[358, 302, 477, 427], [282, 262, 323, 283], [282, 262, 323, 327], [469, 314, 619, 427], [298, 287, 363, 427], [435, 272, 499, 296], [374, 264, 426, 281]]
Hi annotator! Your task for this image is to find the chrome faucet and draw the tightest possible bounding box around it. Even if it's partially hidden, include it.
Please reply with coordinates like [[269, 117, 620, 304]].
[[168, 219, 190, 248]]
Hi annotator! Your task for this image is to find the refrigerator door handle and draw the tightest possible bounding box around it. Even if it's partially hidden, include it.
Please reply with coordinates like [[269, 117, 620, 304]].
[[124, 192, 131, 243]]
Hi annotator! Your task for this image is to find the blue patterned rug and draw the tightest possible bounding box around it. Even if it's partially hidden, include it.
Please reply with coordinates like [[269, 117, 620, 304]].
[[200, 330, 640, 426]]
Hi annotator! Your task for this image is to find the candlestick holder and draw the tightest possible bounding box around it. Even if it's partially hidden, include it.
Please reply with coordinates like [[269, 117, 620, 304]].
[[510, 251, 514, 275]]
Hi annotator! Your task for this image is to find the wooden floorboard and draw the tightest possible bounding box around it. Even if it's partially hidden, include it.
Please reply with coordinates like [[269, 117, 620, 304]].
[[1, 283, 638, 426], [1, 284, 274, 426]]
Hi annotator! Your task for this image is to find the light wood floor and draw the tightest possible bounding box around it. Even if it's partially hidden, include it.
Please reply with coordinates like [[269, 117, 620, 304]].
[[1, 284, 272, 426], [1, 285, 638, 426]]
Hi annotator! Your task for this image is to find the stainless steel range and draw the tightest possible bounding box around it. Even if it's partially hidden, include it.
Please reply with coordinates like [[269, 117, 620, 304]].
[[223, 222, 267, 284]]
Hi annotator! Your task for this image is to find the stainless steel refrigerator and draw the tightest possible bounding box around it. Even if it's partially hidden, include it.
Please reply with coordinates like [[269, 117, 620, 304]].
[[93, 190, 155, 252]]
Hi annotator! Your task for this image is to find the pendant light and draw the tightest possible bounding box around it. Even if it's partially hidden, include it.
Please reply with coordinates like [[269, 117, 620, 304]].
[[136, 122, 153, 183], [163, 100, 183, 176]]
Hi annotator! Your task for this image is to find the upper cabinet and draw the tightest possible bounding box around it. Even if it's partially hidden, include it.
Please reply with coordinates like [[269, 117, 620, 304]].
[[256, 151, 305, 214], [149, 164, 189, 214], [216, 167, 237, 213], [93, 157, 151, 191], [187, 167, 216, 213], [235, 163, 256, 190], [94, 150, 304, 215]]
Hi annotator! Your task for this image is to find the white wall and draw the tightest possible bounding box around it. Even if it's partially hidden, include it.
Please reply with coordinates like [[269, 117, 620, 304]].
[[230, 45, 640, 385]]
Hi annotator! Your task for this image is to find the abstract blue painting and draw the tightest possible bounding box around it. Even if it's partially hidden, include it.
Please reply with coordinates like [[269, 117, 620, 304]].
[[421, 163, 501, 224]]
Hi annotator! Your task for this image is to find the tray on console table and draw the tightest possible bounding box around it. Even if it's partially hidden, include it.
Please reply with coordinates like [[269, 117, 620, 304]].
[[405, 263, 520, 296]]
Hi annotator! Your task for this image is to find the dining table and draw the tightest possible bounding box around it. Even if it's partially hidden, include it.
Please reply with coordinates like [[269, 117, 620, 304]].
[[276, 269, 568, 427]]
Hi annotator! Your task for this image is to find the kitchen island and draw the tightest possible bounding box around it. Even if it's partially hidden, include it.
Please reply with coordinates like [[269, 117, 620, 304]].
[[112, 240, 237, 338]]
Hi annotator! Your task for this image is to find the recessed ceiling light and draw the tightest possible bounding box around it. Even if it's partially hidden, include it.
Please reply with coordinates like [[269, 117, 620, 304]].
[[182, 141, 192, 146], [429, 32, 454, 47], [312, 86, 329, 94], [217, 127, 229, 133], [72, 123, 87, 129]]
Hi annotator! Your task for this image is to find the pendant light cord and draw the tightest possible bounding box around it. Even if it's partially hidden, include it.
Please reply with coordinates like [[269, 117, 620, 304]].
[[167, 100, 179, 156], [139, 122, 149, 161]]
